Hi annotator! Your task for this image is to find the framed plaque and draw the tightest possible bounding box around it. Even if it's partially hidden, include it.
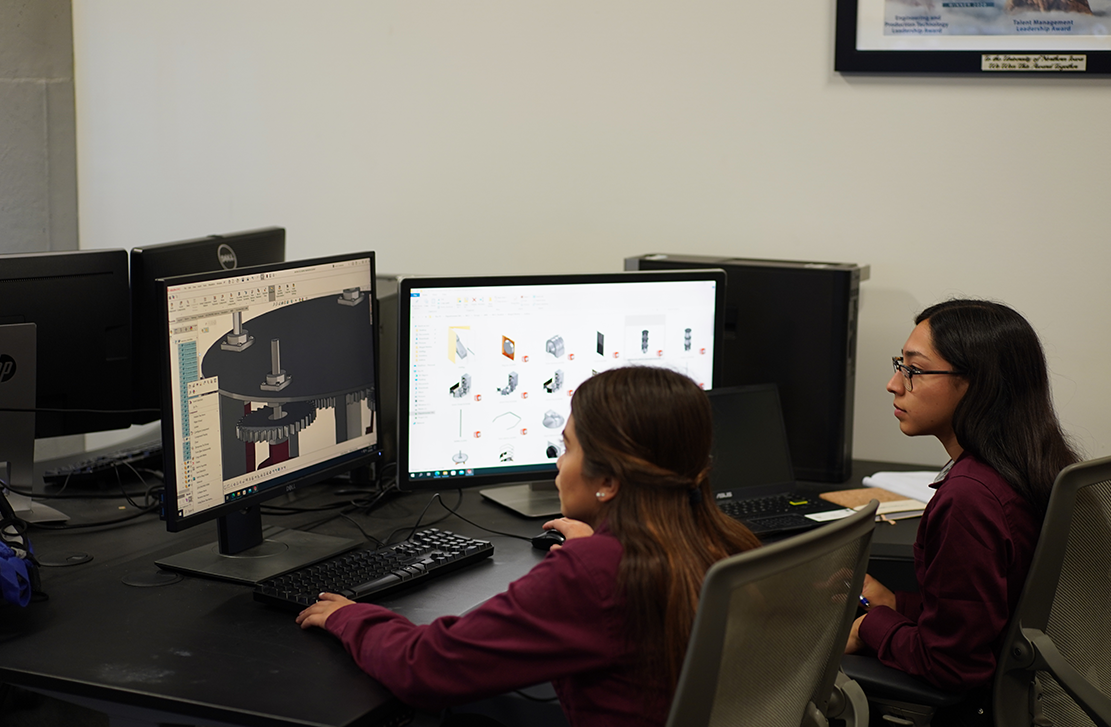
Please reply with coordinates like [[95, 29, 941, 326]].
[[835, 0, 1111, 74]]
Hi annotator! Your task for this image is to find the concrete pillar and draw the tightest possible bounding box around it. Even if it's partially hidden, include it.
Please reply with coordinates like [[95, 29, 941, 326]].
[[0, 0, 77, 253]]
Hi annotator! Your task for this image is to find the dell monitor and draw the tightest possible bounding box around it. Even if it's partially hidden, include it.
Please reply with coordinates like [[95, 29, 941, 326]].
[[130, 227, 286, 425], [155, 252, 381, 583], [396, 269, 726, 516]]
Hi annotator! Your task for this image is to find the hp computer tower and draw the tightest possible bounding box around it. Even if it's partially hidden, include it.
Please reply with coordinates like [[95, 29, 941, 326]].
[[625, 254, 868, 483]]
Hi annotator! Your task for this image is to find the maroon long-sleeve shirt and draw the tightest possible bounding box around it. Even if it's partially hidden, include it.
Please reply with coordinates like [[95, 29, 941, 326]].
[[324, 528, 668, 726], [858, 454, 1040, 691]]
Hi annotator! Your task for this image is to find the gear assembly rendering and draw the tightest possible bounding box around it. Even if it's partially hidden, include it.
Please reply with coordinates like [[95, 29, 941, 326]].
[[201, 289, 376, 477]]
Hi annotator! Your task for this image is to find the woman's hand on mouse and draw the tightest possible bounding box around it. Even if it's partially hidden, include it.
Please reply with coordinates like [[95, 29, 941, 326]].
[[296, 592, 355, 629], [542, 517, 594, 549]]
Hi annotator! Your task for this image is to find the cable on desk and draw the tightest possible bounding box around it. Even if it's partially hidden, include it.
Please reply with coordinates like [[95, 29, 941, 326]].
[[260, 479, 401, 519], [409, 492, 535, 544], [9, 468, 164, 532], [113, 461, 163, 510], [29, 500, 162, 531], [0, 405, 162, 416], [3, 459, 165, 504], [260, 479, 408, 548], [1, 483, 163, 501], [260, 462, 400, 518]]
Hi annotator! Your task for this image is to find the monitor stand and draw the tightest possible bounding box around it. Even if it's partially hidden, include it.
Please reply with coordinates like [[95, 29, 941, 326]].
[[155, 505, 358, 584], [3, 490, 68, 524], [480, 480, 562, 518], [0, 323, 67, 523]]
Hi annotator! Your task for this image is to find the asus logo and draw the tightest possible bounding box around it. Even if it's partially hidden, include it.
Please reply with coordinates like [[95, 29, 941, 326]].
[[715, 491, 731, 500]]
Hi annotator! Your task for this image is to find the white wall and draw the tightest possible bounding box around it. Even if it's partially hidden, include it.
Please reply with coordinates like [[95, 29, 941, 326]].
[[72, 1, 1111, 469]]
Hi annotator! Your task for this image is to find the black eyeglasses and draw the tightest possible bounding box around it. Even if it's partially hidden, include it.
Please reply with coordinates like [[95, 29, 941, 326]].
[[891, 356, 963, 392]]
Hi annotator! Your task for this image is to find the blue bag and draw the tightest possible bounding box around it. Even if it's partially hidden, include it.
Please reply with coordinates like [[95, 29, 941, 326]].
[[0, 540, 32, 607]]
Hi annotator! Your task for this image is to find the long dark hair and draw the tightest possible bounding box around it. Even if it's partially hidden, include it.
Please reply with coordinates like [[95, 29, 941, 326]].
[[570, 366, 760, 693], [916, 299, 1079, 515]]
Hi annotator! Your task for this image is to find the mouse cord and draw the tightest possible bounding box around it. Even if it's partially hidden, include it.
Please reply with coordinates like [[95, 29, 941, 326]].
[[407, 492, 534, 543]]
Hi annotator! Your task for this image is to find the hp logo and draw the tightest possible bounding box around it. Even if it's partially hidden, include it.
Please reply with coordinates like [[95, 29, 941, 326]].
[[217, 243, 238, 270], [0, 354, 16, 384]]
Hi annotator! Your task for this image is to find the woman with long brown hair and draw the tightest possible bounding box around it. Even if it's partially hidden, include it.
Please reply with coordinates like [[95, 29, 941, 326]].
[[296, 366, 759, 726], [845, 299, 1079, 723]]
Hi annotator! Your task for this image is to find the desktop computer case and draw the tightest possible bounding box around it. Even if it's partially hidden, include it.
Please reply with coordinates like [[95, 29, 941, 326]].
[[625, 254, 868, 483], [376, 275, 401, 465]]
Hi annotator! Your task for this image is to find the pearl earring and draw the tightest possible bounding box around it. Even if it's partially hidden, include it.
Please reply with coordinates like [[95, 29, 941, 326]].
[[595, 492, 604, 499]]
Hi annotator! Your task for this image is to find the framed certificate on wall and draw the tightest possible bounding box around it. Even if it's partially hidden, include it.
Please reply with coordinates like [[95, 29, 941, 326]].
[[835, 0, 1111, 74]]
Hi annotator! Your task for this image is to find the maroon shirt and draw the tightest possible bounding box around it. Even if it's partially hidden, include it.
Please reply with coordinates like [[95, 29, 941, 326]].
[[858, 454, 1040, 691], [324, 528, 668, 726]]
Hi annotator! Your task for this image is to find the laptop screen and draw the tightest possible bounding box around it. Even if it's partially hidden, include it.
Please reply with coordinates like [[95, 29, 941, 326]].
[[707, 384, 796, 492]]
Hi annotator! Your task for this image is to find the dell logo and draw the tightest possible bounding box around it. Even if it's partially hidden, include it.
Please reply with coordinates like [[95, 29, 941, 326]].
[[217, 243, 238, 270], [0, 354, 16, 383]]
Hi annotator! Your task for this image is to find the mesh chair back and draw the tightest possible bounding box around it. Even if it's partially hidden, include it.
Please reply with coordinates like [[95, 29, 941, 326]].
[[666, 502, 877, 727], [995, 456, 1111, 727]]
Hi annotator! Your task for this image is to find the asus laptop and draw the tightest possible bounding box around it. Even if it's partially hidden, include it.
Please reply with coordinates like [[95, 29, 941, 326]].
[[708, 384, 852, 537]]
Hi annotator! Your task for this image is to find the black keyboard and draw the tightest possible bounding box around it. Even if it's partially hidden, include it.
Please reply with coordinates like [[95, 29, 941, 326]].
[[253, 529, 494, 610], [42, 440, 164, 486]]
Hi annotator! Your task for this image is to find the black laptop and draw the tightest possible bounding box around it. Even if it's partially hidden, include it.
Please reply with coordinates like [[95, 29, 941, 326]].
[[707, 384, 851, 537]]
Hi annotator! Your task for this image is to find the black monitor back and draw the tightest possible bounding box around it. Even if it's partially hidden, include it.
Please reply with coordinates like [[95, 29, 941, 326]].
[[130, 227, 286, 424], [0, 249, 133, 438], [626, 254, 868, 483]]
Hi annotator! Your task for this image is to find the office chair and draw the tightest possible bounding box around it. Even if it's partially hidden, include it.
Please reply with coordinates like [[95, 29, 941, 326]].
[[994, 454, 1111, 727], [842, 455, 1111, 727], [665, 501, 878, 727]]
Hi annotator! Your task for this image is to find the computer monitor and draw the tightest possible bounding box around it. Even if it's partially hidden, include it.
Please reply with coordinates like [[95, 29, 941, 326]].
[[396, 269, 726, 516], [0, 249, 133, 440], [130, 227, 286, 425], [155, 252, 381, 583]]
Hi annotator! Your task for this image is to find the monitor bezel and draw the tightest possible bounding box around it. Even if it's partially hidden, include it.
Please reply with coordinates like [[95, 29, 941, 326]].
[[157, 251, 382, 535], [395, 268, 728, 495]]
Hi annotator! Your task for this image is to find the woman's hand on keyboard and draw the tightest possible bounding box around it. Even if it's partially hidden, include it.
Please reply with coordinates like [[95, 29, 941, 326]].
[[296, 592, 355, 630]]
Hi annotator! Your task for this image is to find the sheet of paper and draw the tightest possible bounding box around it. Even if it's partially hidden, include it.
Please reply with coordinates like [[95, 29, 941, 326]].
[[861, 471, 940, 504], [805, 508, 856, 522]]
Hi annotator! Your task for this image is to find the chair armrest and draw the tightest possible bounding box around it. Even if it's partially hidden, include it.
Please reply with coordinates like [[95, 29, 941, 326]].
[[1023, 628, 1111, 727], [840, 655, 965, 707]]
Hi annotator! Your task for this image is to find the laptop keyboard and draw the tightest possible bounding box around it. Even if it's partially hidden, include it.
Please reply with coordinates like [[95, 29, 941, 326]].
[[736, 513, 816, 534], [718, 493, 820, 519]]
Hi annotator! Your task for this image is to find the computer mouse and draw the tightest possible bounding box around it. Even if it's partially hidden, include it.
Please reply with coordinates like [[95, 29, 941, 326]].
[[530, 529, 567, 550]]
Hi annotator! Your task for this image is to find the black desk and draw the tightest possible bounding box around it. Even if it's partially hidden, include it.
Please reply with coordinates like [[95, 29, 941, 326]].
[[0, 458, 930, 726]]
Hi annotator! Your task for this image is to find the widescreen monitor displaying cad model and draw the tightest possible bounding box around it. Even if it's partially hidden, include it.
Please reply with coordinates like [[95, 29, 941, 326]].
[[397, 269, 726, 516], [156, 253, 381, 583]]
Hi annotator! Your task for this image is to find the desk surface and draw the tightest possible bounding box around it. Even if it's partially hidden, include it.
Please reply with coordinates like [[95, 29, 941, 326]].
[[0, 457, 933, 727]]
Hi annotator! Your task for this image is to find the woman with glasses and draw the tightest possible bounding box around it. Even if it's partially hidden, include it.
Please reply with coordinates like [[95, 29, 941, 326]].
[[844, 299, 1078, 711]]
